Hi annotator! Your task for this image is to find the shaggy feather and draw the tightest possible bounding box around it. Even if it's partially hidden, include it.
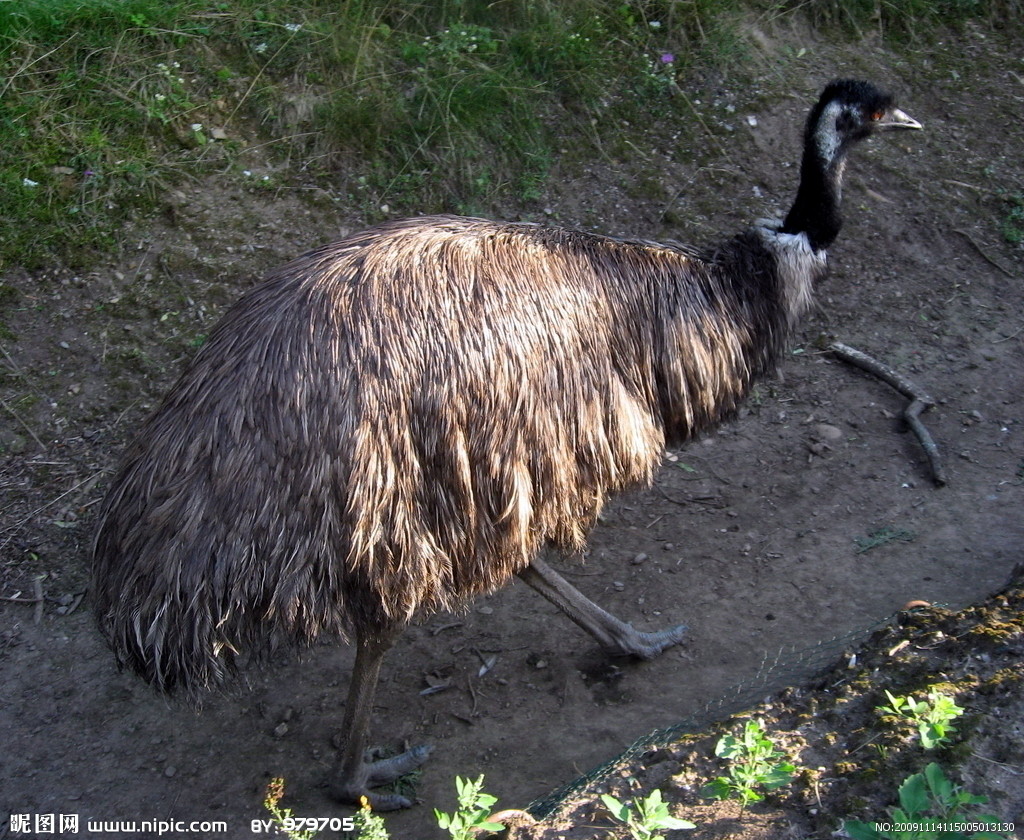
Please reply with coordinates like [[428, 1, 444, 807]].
[[92, 216, 818, 694]]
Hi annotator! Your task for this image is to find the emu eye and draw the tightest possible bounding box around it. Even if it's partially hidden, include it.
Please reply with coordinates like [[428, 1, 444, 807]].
[[870, 110, 884, 121]]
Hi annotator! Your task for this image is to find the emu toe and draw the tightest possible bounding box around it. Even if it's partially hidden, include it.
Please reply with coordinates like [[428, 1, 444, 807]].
[[328, 744, 433, 811], [608, 622, 689, 661]]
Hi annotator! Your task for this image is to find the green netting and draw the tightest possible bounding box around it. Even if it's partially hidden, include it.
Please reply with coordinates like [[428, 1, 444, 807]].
[[526, 610, 905, 819]]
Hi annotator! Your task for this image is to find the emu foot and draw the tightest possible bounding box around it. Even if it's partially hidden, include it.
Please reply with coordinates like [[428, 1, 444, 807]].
[[329, 744, 433, 811], [606, 622, 689, 661]]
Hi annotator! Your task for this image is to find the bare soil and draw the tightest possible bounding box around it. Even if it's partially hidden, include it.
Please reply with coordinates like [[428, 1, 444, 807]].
[[2, 24, 1022, 840]]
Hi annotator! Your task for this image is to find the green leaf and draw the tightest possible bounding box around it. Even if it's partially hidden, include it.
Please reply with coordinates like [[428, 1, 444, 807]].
[[843, 819, 886, 840], [897, 771, 929, 817], [600, 793, 630, 822], [701, 778, 734, 801]]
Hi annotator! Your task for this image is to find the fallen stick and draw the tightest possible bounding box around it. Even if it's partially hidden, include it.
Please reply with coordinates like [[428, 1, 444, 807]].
[[830, 342, 947, 487]]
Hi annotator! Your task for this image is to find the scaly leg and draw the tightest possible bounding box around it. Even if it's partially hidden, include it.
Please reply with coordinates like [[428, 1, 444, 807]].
[[517, 555, 687, 660], [328, 625, 433, 810]]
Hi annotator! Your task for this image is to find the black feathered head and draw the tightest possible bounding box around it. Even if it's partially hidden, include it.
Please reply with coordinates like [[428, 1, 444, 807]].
[[807, 79, 921, 168]]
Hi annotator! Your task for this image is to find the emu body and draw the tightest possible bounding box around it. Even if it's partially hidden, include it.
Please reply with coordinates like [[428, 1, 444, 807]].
[[93, 80, 920, 809]]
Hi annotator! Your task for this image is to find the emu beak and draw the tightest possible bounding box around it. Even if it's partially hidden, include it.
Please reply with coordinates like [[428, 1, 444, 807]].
[[878, 108, 922, 131]]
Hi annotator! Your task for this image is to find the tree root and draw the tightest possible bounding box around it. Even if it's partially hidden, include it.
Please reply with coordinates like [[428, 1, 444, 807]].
[[830, 342, 947, 487]]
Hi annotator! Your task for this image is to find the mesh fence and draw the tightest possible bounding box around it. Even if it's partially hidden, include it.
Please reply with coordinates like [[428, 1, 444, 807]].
[[526, 610, 902, 819]]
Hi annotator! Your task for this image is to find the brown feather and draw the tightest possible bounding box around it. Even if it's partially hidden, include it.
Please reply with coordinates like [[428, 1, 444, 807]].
[[92, 215, 822, 695]]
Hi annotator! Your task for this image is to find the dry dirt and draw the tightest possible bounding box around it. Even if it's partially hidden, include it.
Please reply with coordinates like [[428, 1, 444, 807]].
[[1, 24, 1022, 840]]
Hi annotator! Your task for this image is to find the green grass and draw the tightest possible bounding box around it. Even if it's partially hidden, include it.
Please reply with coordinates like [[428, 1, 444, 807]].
[[0, 0, 1019, 269]]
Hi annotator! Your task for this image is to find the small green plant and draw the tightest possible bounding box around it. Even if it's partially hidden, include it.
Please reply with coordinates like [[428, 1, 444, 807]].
[[263, 777, 318, 840], [1002, 193, 1024, 244], [600, 788, 695, 839], [878, 689, 964, 749], [843, 763, 1011, 840], [702, 718, 797, 806], [855, 526, 916, 554], [434, 775, 505, 840], [350, 795, 390, 840]]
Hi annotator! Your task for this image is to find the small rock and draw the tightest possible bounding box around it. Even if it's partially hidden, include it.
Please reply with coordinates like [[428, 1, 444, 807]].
[[164, 766, 177, 778], [0, 432, 27, 455], [813, 423, 843, 441], [273, 722, 289, 738], [631, 553, 648, 565]]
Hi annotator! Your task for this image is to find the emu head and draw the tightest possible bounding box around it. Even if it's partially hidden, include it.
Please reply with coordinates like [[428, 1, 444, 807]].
[[808, 79, 922, 171]]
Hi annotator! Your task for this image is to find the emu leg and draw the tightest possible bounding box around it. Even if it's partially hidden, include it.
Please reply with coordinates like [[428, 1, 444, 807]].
[[328, 626, 433, 811], [518, 556, 687, 660]]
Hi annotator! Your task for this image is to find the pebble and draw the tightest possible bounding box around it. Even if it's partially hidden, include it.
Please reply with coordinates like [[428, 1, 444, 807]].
[[631, 552, 648, 565], [164, 766, 177, 778], [813, 423, 843, 441]]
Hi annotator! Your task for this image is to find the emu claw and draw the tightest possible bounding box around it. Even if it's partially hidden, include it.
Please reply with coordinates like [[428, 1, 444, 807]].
[[366, 744, 433, 785], [609, 622, 689, 660], [329, 744, 433, 811]]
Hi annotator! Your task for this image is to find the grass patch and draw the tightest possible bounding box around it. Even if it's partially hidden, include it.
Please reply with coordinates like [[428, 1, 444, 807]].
[[0, 0, 1019, 269]]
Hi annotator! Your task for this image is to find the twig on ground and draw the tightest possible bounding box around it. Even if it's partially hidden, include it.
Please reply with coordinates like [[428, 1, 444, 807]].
[[0, 396, 47, 450], [830, 342, 946, 487], [0, 472, 103, 552], [954, 229, 1015, 277]]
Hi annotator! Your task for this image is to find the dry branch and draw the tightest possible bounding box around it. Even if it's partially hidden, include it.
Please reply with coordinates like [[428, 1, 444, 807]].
[[830, 342, 946, 486]]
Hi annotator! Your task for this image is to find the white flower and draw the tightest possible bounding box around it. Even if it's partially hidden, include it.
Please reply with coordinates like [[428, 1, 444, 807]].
[[22, 178, 38, 187], [649, 20, 662, 28], [254, 42, 268, 53], [284, 23, 301, 33], [191, 123, 203, 132]]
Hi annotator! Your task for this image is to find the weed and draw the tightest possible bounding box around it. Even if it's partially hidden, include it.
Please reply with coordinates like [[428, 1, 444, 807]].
[[843, 763, 1011, 840], [600, 788, 695, 839], [351, 796, 390, 840], [702, 718, 797, 806], [1001, 193, 1024, 245], [263, 777, 318, 840], [877, 689, 964, 749], [434, 775, 505, 840], [855, 526, 916, 554]]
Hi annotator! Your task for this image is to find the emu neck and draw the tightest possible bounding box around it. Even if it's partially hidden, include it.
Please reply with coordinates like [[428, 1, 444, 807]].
[[781, 142, 845, 252]]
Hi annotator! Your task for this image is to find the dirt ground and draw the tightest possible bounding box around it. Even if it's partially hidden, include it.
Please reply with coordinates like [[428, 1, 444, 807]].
[[1, 24, 1022, 840]]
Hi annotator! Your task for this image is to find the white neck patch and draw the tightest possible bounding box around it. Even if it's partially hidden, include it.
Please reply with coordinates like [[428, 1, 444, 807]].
[[815, 100, 847, 167], [756, 227, 827, 325]]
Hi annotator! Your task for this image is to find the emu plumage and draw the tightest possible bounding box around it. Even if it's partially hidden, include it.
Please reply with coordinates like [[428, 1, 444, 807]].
[[93, 79, 920, 809]]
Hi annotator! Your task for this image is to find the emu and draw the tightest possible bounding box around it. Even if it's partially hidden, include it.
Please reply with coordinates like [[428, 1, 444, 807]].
[[93, 79, 920, 809]]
